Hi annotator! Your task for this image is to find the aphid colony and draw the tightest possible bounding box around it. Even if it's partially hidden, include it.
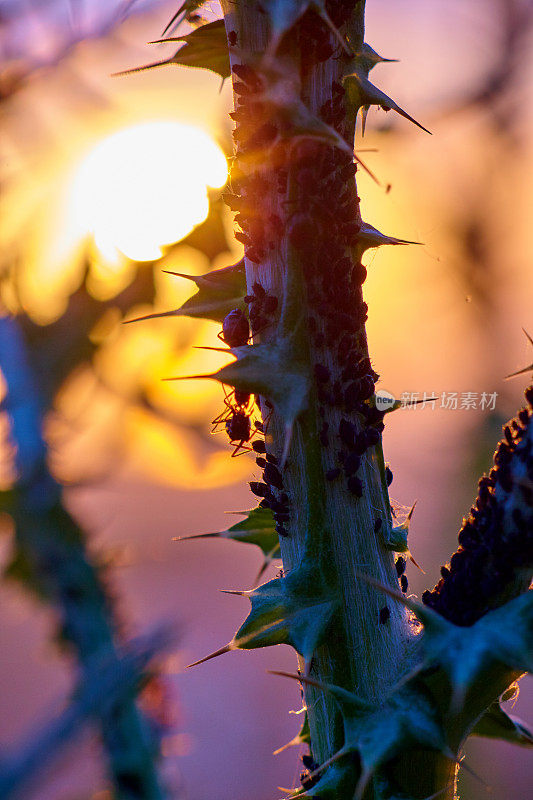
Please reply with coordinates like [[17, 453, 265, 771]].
[[222, 21, 414, 619], [213, 281, 279, 456], [221, 50, 391, 540], [213, 293, 289, 541], [423, 385, 533, 626]]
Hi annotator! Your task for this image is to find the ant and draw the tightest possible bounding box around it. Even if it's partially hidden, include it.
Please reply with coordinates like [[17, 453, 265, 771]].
[[212, 386, 272, 456], [211, 386, 259, 456], [212, 385, 253, 428], [226, 411, 264, 456]]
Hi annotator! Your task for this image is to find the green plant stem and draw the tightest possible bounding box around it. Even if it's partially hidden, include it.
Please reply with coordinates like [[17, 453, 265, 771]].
[[222, 0, 410, 773]]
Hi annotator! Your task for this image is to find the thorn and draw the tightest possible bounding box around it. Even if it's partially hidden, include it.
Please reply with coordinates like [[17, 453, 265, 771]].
[[148, 37, 187, 44], [161, 6, 185, 36], [306, 749, 349, 784], [255, 559, 271, 585], [504, 331, 533, 378], [219, 588, 248, 596], [450, 682, 467, 717], [407, 500, 417, 521], [388, 660, 427, 694], [187, 643, 233, 668], [173, 532, 220, 541], [442, 746, 456, 762], [280, 422, 293, 468], [456, 754, 491, 790], [112, 59, 173, 77], [355, 571, 443, 630], [161, 270, 195, 280], [387, 103, 432, 135], [162, 373, 213, 382], [124, 309, 178, 324], [193, 345, 234, 353], [505, 364, 533, 379], [317, 7, 352, 56], [401, 501, 425, 572], [354, 766, 373, 800], [360, 105, 369, 136], [409, 552, 425, 573], [353, 152, 381, 185], [268, 669, 327, 692], [273, 739, 298, 756], [346, 74, 431, 134], [424, 784, 456, 800]]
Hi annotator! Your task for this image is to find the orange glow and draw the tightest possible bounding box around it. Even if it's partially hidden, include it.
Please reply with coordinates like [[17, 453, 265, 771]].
[[70, 122, 227, 263], [125, 407, 252, 489]]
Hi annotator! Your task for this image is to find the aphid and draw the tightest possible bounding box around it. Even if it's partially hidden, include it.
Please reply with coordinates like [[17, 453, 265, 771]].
[[262, 294, 279, 315], [339, 418, 356, 449], [338, 334, 353, 363], [231, 63, 261, 90], [228, 30, 237, 46], [374, 518, 382, 534], [302, 755, 318, 772], [347, 476, 363, 497], [379, 606, 390, 624], [264, 462, 283, 490], [400, 574, 408, 593], [363, 427, 380, 448], [352, 262, 367, 286], [249, 481, 271, 498], [343, 452, 361, 476], [288, 214, 318, 258], [219, 308, 250, 348], [518, 408, 529, 425], [395, 556, 406, 577], [344, 382, 360, 409], [358, 375, 375, 401], [232, 81, 252, 97], [234, 231, 252, 247]]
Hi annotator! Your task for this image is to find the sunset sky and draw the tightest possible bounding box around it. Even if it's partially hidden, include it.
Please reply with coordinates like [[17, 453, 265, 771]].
[[0, 2, 531, 799]]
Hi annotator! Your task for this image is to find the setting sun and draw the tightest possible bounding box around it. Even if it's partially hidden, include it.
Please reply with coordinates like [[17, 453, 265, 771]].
[[71, 121, 227, 262]]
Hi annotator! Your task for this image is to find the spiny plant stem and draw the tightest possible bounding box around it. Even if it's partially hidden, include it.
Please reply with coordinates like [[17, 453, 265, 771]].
[[222, 0, 408, 770], [0, 317, 165, 800], [156, 3, 532, 798]]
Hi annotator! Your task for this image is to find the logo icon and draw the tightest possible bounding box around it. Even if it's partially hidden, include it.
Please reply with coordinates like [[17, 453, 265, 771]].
[[375, 390, 396, 412]]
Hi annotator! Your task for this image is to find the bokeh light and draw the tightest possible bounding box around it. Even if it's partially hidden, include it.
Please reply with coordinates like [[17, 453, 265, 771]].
[[70, 121, 227, 262]]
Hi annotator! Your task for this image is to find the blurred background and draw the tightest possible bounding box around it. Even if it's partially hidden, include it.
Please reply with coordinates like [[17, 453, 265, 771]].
[[0, 0, 531, 798]]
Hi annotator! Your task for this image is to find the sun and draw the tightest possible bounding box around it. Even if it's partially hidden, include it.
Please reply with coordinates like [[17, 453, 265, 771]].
[[71, 121, 227, 262]]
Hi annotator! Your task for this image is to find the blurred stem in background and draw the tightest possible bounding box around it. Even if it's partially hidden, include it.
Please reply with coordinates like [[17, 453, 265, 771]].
[[0, 304, 167, 800]]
